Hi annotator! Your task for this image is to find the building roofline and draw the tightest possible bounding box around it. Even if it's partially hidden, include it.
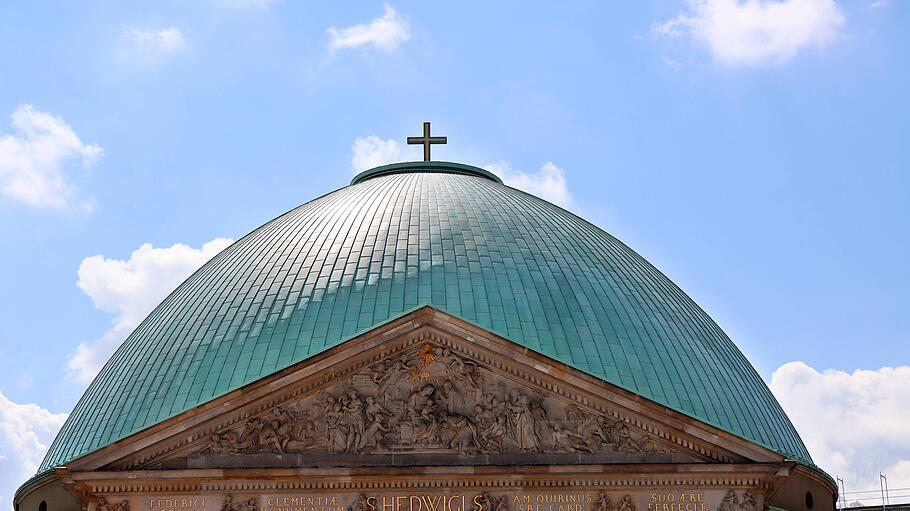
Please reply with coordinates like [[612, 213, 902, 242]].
[[350, 161, 503, 185]]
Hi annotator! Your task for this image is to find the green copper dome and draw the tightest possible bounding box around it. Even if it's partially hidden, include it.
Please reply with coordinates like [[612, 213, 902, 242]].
[[39, 161, 811, 472]]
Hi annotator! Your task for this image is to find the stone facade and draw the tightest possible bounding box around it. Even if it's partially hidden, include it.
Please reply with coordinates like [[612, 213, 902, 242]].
[[15, 308, 836, 511]]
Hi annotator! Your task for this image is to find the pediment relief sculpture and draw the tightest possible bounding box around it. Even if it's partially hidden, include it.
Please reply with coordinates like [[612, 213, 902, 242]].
[[197, 343, 673, 457]]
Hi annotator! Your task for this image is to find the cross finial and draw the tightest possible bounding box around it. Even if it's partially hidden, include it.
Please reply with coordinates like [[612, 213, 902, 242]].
[[407, 122, 447, 162]]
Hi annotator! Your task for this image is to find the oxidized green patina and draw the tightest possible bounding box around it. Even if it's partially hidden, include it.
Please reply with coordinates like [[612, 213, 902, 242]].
[[39, 161, 811, 473]]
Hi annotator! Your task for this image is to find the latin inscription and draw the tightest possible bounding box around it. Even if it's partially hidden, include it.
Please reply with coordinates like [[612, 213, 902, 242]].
[[513, 493, 593, 511], [648, 493, 707, 511], [128, 490, 757, 511], [149, 499, 206, 511], [364, 496, 469, 511], [262, 497, 343, 511]]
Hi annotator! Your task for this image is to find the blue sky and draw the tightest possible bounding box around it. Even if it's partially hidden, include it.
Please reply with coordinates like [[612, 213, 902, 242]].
[[0, 0, 907, 507]]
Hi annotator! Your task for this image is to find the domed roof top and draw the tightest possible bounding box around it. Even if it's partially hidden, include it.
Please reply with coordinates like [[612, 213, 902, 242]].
[[40, 162, 810, 472]]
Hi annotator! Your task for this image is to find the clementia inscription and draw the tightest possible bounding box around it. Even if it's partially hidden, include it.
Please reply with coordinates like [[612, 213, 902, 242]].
[[261, 497, 343, 511]]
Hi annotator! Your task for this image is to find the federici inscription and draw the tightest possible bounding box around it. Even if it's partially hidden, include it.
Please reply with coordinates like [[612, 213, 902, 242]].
[[149, 499, 206, 511]]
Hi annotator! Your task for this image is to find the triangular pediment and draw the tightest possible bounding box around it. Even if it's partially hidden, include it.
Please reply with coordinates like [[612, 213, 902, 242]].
[[66, 307, 784, 472]]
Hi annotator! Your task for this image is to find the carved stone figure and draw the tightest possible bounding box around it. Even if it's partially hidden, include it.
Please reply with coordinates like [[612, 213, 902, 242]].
[[507, 389, 539, 451], [323, 395, 348, 452], [350, 495, 370, 511], [407, 384, 436, 417], [95, 497, 128, 511], [739, 492, 756, 511], [552, 422, 594, 453], [194, 343, 671, 457], [476, 493, 497, 511], [220, 496, 257, 511], [442, 412, 476, 453], [365, 395, 391, 422], [360, 416, 391, 450], [593, 493, 611, 511], [719, 491, 738, 511], [619, 495, 635, 511], [611, 422, 643, 452], [473, 404, 504, 451], [207, 431, 240, 455]]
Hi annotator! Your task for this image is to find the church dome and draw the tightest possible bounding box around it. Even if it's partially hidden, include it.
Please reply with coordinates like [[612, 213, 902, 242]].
[[40, 161, 811, 473]]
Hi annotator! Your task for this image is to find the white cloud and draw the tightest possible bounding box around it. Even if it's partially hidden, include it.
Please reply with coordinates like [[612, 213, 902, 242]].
[[652, 0, 844, 67], [0, 105, 101, 211], [327, 4, 411, 53], [486, 161, 574, 209], [67, 238, 234, 384], [350, 138, 574, 210], [663, 57, 684, 70], [770, 362, 910, 504], [119, 27, 187, 64], [351, 135, 420, 172], [0, 390, 67, 480]]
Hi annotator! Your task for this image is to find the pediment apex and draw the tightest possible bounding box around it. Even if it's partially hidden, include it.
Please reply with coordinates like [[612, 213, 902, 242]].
[[66, 307, 780, 472]]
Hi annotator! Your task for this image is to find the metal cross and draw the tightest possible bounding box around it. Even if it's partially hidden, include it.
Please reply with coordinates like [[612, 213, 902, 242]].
[[407, 122, 447, 162]]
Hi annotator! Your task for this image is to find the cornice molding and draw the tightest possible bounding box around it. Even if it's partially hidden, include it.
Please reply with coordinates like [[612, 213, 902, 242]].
[[64, 307, 782, 474]]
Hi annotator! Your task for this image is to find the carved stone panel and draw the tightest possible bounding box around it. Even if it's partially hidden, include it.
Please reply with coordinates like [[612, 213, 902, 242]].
[[192, 343, 676, 460]]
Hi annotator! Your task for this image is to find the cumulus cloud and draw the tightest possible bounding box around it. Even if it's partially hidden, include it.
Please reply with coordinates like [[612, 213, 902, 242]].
[[652, 0, 844, 67], [0, 390, 67, 481], [327, 4, 411, 53], [351, 135, 420, 172], [119, 27, 187, 64], [770, 362, 910, 503], [0, 105, 101, 211], [67, 238, 234, 384], [486, 161, 574, 209]]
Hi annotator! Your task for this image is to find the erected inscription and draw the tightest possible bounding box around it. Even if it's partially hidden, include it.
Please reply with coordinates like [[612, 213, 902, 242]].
[[648, 492, 706, 511]]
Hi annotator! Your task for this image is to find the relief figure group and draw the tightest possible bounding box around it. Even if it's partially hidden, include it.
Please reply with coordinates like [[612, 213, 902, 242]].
[[202, 344, 663, 456]]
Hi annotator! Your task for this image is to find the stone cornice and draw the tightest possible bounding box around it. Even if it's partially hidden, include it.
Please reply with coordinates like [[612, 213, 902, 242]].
[[65, 464, 786, 494], [64, 307, 783, 474]]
